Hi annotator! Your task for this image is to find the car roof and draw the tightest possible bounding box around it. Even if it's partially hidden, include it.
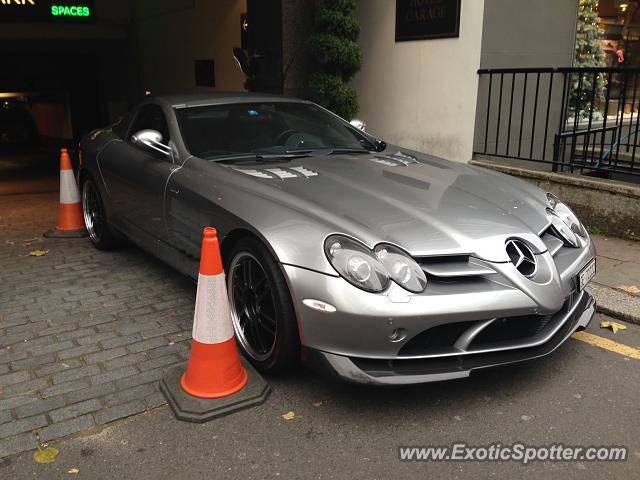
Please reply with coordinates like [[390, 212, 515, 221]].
[[156, 92, 308, 108]]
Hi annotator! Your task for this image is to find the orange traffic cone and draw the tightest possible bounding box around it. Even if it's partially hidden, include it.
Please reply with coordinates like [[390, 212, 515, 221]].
[[44, 149, 87, 238], [181, 227, 248, 397], [160, 227, 270, 422]]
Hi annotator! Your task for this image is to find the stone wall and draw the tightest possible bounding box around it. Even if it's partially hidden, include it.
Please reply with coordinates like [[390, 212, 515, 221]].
[[470, 159, 640, 240]]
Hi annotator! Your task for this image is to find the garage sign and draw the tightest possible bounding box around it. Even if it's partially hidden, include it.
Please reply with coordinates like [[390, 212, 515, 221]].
[[395, 0, 461, 41], [0, 0, 94, 22]]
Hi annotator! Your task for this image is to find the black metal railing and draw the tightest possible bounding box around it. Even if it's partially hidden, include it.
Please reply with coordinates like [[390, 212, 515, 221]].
[[474, 67, 640, 181]]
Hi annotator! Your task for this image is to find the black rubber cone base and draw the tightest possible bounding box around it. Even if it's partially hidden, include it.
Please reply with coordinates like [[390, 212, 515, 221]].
[[160, 357, 270, 423], [44, 228, 88, 238]]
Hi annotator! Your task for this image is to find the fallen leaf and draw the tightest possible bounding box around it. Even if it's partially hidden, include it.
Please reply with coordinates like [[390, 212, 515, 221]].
[[33, 447, 59, 464], [600, 321, 627, 333], [312, 402, 323, 407], [28, 250, 49, 257], [617, 285, 640, 295], [68, 468, 80, 474], [282, 411, 295, 421]]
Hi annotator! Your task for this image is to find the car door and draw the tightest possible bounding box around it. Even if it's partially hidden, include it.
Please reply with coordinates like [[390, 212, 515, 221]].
[[99, 103, 175, 243]]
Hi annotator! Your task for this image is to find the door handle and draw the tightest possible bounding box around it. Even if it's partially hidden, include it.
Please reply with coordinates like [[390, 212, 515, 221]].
[[168, 188, 180, 197]]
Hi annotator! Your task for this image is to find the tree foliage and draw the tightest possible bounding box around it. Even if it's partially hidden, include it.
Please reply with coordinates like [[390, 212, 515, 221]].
[[575, 0, 605, 68], [308, 0, 362, 119], [570, 0, 606, 119]]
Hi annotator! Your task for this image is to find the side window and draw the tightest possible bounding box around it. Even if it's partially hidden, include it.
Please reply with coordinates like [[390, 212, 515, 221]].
[[128, 104, 170, 145], [111, 114, 129, 139]]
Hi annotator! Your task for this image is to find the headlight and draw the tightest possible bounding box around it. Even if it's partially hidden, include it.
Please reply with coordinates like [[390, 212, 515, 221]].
[[324, 235, 427, 293], [374, 244, 427, 293], [324, 235, 389, 292], [547, 194, 587, 247]]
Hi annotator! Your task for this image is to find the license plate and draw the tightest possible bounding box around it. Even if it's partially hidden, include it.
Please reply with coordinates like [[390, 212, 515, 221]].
[[577, 259, 596, 291]]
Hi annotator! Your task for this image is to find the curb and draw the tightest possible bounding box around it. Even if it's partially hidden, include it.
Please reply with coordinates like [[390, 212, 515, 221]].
[[589, 283, 640, 325]]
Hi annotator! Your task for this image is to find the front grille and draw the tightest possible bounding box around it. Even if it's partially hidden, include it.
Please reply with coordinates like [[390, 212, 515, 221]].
[[505, 239, 537, 277], [398, 293, 577, 358], [469, 313, 554, 346], [540, 226, 568, 256], [398, 321, 476, 356], [351, 303, 583, 377]]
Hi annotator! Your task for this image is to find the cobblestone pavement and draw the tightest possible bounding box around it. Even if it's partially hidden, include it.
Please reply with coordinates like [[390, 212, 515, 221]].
[[0, 192, 196, 458], [0, 151, 59, 196], [2, 314, 639, 479]]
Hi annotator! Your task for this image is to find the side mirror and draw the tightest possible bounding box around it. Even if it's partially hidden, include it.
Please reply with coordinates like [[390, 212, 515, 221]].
[[350, 119, 366, 132], [131, 129, 171, 156], [374, 139, 387, 152], [233, 47, 254, 78]]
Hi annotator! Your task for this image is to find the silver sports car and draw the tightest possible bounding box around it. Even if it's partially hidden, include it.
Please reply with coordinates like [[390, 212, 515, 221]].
[[79, 93, 597, 385]]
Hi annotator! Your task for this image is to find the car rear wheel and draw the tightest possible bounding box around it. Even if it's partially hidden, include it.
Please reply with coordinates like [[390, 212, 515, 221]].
[[225, 237, 300, 373], [81, 177, 120, 250]]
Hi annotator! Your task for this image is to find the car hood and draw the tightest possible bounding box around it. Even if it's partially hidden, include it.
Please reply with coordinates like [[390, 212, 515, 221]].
[[224, 150, 552, 263]]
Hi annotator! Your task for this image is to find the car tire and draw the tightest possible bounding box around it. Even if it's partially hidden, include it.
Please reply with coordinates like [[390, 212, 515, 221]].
[[81, 176, 120, 251], [224, 237, 300, 373]]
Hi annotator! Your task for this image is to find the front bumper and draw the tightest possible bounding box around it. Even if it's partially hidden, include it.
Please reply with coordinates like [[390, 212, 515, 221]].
[[283, 238, 596, 385], [302, 288, 595, 385]]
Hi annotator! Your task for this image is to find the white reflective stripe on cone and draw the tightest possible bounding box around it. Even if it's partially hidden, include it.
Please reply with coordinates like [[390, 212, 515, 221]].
[[60, 170, 81, 204], [191, 273, 235, 345]]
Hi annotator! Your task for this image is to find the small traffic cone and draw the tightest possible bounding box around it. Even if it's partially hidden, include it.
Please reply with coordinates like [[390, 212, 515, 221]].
[[161, 227, 270, 422], [44, 149, 87, 238]]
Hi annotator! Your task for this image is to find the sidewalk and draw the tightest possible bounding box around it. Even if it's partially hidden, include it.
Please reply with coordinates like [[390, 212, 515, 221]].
[[591, 235, 640, 324]]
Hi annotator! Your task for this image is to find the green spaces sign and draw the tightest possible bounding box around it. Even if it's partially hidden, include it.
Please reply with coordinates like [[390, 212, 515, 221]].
[[51, 4, 91, 17], [0, 0, 94, 22]]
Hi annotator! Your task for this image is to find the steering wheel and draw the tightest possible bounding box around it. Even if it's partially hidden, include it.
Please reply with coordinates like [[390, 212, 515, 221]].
[[273, 129, 299, 146]]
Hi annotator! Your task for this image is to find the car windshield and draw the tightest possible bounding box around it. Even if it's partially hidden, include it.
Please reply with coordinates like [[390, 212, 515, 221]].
[[174, 102, 376, 159]]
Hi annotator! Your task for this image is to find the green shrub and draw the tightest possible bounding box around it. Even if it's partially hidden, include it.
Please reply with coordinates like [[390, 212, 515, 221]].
[[308, 34, 362, 79], [309, 73, 358, 120], [308, 0, 362, 119]]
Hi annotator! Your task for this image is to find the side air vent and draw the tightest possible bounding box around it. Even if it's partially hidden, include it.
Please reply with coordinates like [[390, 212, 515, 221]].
[[418, 255, 496, 278]]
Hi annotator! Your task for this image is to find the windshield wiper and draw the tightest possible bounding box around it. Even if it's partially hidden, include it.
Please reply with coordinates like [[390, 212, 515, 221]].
[[212, 153, 305, 164], [211, 148, 372, 164], [285, 148, 372, 155]]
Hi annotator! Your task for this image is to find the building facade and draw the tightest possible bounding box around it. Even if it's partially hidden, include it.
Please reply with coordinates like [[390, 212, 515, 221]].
[[0, 0, 580, 163]]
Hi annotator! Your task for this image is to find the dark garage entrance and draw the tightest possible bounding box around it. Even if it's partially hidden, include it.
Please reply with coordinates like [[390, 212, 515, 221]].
[[0, 35, 136, 194], [0, 48, 105, 195], [0, 0, 130, 191]]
